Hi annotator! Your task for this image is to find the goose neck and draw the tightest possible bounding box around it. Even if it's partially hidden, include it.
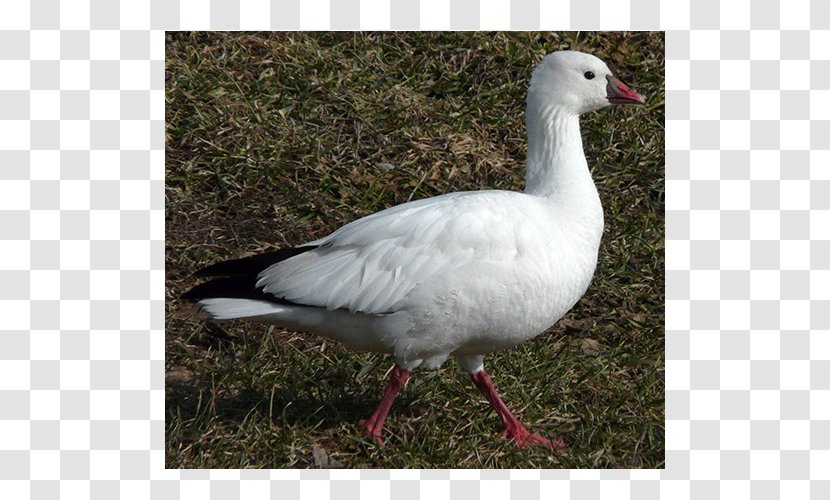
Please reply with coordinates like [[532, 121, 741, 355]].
[[523, 107, 597, 208]]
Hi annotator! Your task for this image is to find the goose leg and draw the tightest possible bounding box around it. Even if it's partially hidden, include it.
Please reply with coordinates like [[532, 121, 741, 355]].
[[470, 369, 565, 450], [359, 365, 410, 444]]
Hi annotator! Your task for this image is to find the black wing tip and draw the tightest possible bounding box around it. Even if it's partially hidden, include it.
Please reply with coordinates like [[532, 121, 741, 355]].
[[180, 275, 301, 307], [181, 276, 253, 301], [192, 245, 318, 278], [182, 245, 319, 305], [180, 281, 210, 301]]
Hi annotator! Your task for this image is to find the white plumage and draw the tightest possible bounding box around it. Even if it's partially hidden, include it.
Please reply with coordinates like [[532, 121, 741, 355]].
[[185, 50, 645, 447], [250, 190, 602, 370]]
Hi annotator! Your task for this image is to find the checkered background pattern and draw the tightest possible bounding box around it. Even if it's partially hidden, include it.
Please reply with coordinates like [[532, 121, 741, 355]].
[[0, 0, 828, 498]]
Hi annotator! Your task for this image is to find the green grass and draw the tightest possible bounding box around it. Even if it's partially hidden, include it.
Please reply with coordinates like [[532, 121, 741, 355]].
[[166, 32, 664, 469]]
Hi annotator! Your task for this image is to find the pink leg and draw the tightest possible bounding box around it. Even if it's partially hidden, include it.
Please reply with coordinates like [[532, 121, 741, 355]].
[[359, 365, 411, 444], [471, 370, 566, 450]]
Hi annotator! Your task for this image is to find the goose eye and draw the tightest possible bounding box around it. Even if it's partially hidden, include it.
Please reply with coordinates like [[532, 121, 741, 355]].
[[584, 71, 595, 80]]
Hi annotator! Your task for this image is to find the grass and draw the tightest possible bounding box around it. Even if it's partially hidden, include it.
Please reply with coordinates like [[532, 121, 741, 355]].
[[165, 32, 664, 469]]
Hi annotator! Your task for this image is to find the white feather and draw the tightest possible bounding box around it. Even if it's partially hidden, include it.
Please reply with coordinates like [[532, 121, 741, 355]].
[[255, 191, 553, 316], [199, 298, 290, 321]]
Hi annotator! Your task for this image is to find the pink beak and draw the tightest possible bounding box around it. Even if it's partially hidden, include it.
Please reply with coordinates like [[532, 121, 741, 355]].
[[606, 75, 645, 105]]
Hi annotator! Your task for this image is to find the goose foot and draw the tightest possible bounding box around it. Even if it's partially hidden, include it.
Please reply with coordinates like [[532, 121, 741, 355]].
[[358, 365, 410, 445], [470, 369, 565, 451], [502, 425, 567, 450]]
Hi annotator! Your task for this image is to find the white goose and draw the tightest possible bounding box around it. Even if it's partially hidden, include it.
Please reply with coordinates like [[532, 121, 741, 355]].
[[184, 50, 645, 448]]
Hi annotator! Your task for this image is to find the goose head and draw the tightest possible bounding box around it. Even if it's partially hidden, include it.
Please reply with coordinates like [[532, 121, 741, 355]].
[[528, 50, 645, 116]]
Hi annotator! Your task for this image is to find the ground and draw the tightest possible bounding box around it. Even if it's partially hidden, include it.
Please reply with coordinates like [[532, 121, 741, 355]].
[[165, 31, 665, 469]]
